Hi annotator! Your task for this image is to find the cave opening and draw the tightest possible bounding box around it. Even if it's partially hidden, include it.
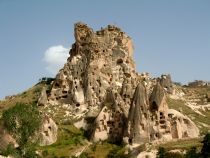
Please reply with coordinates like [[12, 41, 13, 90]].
[[151, 101, 158, 111]]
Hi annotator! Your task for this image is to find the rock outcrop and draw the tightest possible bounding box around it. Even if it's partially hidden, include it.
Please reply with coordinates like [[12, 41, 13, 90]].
[[0, 115, 57, 149], [168, 109, 199, 138], [127, 82, 150, 144], [91, 89, 127, 143], [48, 23, 136, 111], [46, 22, 199, 144], [39, 116, 58, 146], [149, 83, 172, 141], [38, 87, 48, 106], [0, 155, 13, 158], [0, 132, 18, 151], [0, 121, 18, 150], [159, 74, 173, 94]]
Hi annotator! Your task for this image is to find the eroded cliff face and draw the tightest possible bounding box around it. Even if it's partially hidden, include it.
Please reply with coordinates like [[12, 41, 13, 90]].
[[47, 22, 199, 144], [49, 23, 136, 109]]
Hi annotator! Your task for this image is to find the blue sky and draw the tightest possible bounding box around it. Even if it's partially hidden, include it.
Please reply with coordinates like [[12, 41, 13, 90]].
[[0, 0, 210, 99]]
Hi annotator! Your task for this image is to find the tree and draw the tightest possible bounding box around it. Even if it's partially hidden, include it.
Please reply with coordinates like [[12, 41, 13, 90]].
[[39, 77, 55, 84], [201, 133, 210, 158]]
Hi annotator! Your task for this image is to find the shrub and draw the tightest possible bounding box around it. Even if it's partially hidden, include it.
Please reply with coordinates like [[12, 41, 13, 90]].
[[79, 152, 94, 158], [107, 146, 127, 158], [201, 133, 210, 158], [173, 82, 182, 86], [42, 150, 49, 157], [186, 147, 199, 158], [2, 103, 41, 146], [90, 144, 96, 151], [2, 103, 41, 157], [24, 145, 40, 158], [39, 77, 55, 84], [1, 144, 21, 158], [157, 147, 166, 158]]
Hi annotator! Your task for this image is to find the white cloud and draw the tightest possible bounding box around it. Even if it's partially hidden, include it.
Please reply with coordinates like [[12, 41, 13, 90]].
[[43, 45, 69, 75]]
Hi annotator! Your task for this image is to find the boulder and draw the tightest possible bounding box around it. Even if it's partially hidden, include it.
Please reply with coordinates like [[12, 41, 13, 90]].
[[0, 121, 18, 150], [168, 109, 199, 138], [159, 74, 173, 94], [39, 117, 58, 146], [137, 150, 157, 158], [38, 87, 48, 106], [0, 133, 18, 150]]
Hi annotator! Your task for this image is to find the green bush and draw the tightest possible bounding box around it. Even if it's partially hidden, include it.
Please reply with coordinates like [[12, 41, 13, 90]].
[[201, 133, 210, 158], [90, 144, 96, 151], [2, 103, 41, 146], [42, 150, 49, 157], [39, 77, 55, 84], [1, 144, 21, 158], [107, 146, 127, 158], [24, 145, 40, 158], [186, 147, 199, 158], [79, 152, 94, 158], [157, 147, 166, 158], [2, 103, 41, 157]]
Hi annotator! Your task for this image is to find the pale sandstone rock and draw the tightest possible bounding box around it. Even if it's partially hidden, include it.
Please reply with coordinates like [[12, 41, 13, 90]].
[[39, 117, 58, 146], [149, 83, 172, 141], [0, 156, 13, 158], [168, 109, 199, 138], [46, 22, 199, 144], [127, 82, 150, 144], [159, 74, 173, 94], [0, 133, 18, 150], [0, 122, 18, 150], [38, 87, 48, 106], [91, 90, 126, 143], [0, 116, 58, 148], [137, 150, 157, 158], [91, 106, 110, 142], [74, 118, 88, 130], [48, 22, 136, 111]]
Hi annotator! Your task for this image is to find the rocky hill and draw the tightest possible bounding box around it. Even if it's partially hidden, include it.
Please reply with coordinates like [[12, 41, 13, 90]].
[[45, 22, 199, 143], [0, 22, 210, 158]]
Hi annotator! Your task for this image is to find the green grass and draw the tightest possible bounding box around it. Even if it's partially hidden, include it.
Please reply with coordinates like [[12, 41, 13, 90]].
[[39, 125, 128, 158], [158, 138, 203, 151], [84, 142, 126, 158], [39, 125, 88, 158], [0, 83, 45, 111]]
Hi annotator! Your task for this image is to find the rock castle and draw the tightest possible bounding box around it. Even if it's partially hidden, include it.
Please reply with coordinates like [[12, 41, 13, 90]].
[[46, 22, 199, 144]]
